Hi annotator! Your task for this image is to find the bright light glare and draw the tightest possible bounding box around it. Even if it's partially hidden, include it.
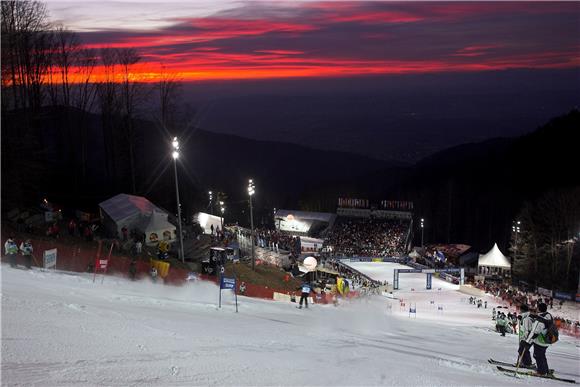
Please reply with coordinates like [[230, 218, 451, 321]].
[[172, 151, 179, 159]]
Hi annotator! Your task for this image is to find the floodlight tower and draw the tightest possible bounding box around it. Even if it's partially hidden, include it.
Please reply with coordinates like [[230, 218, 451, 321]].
[[172, 137, 185, 263], [248, 179, 256, 270], [420, 218, 425, 250]]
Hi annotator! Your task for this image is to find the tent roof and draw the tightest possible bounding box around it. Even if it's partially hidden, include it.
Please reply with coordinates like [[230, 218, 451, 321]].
[[99, 193, 164, 223], [141, 212, 175, 233], [275, 209, 335, 223], [478, 243, 511, 268]]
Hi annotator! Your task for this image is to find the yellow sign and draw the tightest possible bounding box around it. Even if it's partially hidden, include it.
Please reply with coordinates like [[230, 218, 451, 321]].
[[337, 277, 350, 296], [150, 259, 170, 278]]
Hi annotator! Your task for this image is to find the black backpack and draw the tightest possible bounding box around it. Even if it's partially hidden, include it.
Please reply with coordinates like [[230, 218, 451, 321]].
[[534, 313, 559, 344]]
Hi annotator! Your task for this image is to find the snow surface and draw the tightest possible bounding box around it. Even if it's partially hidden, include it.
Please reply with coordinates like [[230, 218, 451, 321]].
[[2, 264, 579, 386]]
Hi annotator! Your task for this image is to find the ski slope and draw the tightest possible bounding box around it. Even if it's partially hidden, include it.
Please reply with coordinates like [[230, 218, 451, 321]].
[[2, 265, 579, 386]]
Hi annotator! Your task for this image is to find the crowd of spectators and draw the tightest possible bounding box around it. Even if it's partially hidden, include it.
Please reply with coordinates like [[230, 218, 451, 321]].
[[324, 217, 408, 257], [475, 281, 580, 334], [237, 227, 301, 255]]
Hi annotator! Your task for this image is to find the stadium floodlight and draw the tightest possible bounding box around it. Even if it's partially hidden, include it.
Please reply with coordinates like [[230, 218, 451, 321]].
[[248, 179, 256, 270], [420, 218, 425, 249], [171, 136, 184, 263]]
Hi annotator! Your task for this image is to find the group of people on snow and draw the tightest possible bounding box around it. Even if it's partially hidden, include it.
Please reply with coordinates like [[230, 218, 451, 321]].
[[516, 303, 555, 376], [4, 236, 34, 269], [469, 296, 487, 309]]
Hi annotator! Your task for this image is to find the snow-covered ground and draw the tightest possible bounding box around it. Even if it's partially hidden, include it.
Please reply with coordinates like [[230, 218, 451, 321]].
[[2, 264, 579, 386]]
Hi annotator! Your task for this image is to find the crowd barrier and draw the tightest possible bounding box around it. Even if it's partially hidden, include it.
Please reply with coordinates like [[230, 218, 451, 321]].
[[1, 237, 367, 304], [0, 236, 190, 285]]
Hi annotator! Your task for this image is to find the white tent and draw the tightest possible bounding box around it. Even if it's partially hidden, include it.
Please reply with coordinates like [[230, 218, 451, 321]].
[[140, 212, 176, 246], [478, 243, 511, 276], [195, 212, 223, 235], [99, 193, 170, 239]]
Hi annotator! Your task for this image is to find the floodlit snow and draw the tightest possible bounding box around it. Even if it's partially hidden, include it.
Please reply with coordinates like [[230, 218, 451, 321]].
[[2, 264, 579, 386], [344, 261, 459, 291]]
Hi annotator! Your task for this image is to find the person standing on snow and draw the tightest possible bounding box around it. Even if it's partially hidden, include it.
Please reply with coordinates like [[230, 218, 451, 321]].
[[297, 281, 312, 309], [129, 259, 137, 280], [525, 303, 553, 376], [516, 304, 533, 368], [19, 239, 33, 269], [496, 313, 507, 336], [5, 237, 18, 267]]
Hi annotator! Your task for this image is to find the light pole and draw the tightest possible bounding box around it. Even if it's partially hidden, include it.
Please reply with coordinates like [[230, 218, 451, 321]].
[[208, 191, 213, 215], [220, 201, 225, 231], [512, 220, 521, 262], [172, 137, 185, 263], [420, 218, 425, 250], [248, 179, 256, 270]]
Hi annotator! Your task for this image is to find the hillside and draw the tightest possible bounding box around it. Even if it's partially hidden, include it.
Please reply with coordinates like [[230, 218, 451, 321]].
[[1, 107, 393, 219]]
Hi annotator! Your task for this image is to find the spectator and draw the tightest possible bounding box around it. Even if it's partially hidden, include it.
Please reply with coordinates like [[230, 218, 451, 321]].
[[129, 259, 137, 280], [19, 239, 33, 269], [68, 219, 76, 236], [135, 240, 143, 254], [5, 236, 18, 268]]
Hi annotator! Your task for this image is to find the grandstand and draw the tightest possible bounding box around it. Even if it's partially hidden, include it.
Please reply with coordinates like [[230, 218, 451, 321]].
[[323, 198, 413, 258]]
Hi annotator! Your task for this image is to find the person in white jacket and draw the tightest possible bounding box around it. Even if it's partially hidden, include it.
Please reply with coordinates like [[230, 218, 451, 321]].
[[525, 303, 553, 375], [516, 304, 533, 367]]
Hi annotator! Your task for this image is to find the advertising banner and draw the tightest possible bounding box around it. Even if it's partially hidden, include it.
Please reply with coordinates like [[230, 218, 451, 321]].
[[553, 291, 573, 301], [220, 277, 236, 290], [43, 248, 57, 269], [537, 287, 553, 297]]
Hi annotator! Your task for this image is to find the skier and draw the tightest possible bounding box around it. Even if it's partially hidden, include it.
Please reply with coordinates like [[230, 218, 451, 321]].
[[477, 299, 482, 308], [492, 308, 497, 321], [525, 302, 553, 376], [4, 236, 18, 267], [516, 304, 533, 368], [484, 300, 488, 309], [19, 239, 33, 269], [297, 280, 312, 309]]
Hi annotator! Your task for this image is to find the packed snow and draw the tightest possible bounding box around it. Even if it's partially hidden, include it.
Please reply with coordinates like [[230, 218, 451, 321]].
[[2, 263, 579, 386]]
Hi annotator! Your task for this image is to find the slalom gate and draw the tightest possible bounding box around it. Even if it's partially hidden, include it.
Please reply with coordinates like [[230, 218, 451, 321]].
[[393, 267, 465, 290]]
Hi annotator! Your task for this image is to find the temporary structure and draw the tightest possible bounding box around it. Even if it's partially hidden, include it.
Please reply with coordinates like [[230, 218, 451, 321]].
[[140, 211, 176, 246], [478, 243, 511, 276], [99, 193, 171, 240]]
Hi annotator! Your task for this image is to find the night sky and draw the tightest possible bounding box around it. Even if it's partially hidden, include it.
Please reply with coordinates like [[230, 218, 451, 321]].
[[47, 1, 580, 82], [46, 1, 580, 160]]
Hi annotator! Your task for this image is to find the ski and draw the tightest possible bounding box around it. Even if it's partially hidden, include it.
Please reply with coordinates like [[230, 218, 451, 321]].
[[497, 366, 576, 384], [488, 359, 536, 370]]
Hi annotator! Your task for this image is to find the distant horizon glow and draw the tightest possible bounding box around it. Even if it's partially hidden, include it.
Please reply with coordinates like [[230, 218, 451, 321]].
[[45, 1, 580, 83]]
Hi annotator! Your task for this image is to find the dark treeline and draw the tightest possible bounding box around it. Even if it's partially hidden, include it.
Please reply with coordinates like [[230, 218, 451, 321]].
[[1, 0, 188, 212]]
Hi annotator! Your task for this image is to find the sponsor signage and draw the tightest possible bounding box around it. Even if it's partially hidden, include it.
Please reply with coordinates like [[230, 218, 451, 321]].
[[43, 248, 57, 269], [553, 291, 573, 301], [220, 277, 236, 290], [537, 287, 553, 297]]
